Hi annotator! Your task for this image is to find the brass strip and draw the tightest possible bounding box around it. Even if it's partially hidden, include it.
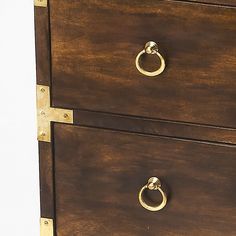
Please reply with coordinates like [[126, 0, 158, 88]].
[[40, 218, 53, 236], [37, 85, 73, 142], [34, 0, 48, 7]]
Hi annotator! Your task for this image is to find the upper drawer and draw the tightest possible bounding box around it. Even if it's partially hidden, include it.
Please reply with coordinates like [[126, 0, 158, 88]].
[[50, 1, 236, 128]]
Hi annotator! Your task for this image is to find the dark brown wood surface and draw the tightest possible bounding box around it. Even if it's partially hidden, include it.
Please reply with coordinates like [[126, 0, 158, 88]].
[[35, 5, 54, 220], [35, 6, 51, 86], [39, 142, 54, 218], [54, 124, 236, 236], [74, 109, 236, 145], [50, 0, 236, 128], [35, 1, 236, 235]]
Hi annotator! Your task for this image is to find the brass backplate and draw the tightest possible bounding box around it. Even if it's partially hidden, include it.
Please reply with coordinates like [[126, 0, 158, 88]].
[[34, 0, 47, 7], [37, 85, 73, 142], [40, 218, 53, 236]]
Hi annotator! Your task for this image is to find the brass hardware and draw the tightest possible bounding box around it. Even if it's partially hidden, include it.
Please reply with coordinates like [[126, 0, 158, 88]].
[[135, 41, 165, 77], [37, 85, 73, 142], [138, 177, 167, 211], [40, 218, 53, 236], [34, 0, 47, 7]]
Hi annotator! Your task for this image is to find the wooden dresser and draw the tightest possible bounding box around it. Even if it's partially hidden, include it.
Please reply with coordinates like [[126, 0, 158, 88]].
[[35, 0, 236, 235]]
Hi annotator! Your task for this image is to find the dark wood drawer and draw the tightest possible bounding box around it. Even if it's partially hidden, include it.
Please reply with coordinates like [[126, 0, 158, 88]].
[[50, 124, 236, 235], [49, 0, 236, 128], [35, 1, 236, 235]]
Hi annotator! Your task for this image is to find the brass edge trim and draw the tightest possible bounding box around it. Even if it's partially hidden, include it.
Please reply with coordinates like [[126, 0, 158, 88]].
[[37, 85, 74, 142], [34, 0, 48, 7], [40, 218, 53, 236]]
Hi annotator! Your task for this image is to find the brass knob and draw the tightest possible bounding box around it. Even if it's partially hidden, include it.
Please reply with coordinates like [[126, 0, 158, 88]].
[[138, 177, 167, 211], [135, 41, 166, 77]]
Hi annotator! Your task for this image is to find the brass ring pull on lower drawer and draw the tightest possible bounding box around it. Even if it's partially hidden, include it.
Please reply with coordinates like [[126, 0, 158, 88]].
[[138, 177, 167, 211], [135, 41, 166, 77]]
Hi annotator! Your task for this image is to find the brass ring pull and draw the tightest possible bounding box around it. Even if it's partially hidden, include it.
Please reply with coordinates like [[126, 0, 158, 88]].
[[135, 41, 165, 77], [138, 177, 167, 212]]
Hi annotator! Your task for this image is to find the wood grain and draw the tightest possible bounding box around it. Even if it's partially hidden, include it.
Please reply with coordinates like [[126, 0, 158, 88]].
[[50, 0, 236, 128], [35, 6, 51, 86], [74, 109, 236, 145], [39, 141, 54, 218], [35, 2, 236, 235], [54, 124, 236, 236]]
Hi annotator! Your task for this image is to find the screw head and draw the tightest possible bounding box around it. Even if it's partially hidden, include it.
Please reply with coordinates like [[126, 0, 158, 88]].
[[44, 221, 48, 225], [40, 87, 45, 93], [40, 110, 45, 115], [40, 132, 46, 137], [63, 113, 69, 119]]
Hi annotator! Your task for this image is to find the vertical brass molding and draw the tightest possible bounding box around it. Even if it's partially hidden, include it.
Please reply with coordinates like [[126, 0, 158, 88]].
[[37, 85, 74, 142], [40, 218, 53, 236], [34, 0, 48, 7]]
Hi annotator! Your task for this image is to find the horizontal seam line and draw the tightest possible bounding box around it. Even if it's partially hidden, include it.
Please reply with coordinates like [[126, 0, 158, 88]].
[[57, 123, 236, 147], [166, 0, 236, 8], [72, 108, 236, 131]]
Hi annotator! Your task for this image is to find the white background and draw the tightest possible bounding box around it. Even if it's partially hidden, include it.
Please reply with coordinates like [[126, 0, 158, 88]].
[[0, 1, 40, 235]]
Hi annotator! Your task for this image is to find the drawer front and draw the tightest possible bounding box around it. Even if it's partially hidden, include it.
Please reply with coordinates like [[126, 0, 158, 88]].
[[50, 1, 236, 128], [53, 124, 236, 235]]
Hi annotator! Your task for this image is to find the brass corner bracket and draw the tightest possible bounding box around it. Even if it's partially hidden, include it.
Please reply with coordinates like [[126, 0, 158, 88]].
[[34, 0, 48, 7], [37, 85, 73, 142], [40, 218, 53, 236]]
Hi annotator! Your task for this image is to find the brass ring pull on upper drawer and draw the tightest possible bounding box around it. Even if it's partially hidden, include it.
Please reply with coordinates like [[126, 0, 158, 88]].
[[138, 177, 167, 212], [135, 41, 165, 77]]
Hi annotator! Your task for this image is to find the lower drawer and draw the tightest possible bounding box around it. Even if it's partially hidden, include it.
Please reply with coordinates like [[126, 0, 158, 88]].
[[52, 124, 236, 235]]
